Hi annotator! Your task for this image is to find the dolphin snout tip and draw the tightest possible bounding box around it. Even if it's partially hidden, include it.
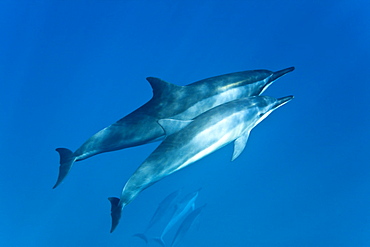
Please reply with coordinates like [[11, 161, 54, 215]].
[[276, 95, 294, 107], [287, 66, 295, 72], [268, 66, 295, 84], [281, 95, 294, 101], [281, 67, 295, 73]]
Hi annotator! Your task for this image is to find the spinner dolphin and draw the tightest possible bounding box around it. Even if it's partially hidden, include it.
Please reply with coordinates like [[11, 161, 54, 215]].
[[154, 189, 200, 247], [108, 95, 293, 232], [171, 204, 207, 247], [133, 189, 180, 243], [54, 67, 294, 188]]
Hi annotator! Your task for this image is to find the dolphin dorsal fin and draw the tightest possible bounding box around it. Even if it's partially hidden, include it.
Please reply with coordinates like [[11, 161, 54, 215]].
[[146, 77, 181, 98], [232, 130, 250, 161], [158, 119, 193, 136]]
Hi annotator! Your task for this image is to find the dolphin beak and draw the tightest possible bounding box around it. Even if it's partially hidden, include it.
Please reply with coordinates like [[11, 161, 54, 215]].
[[274, 95, 294, 109], [269, 67, 295, 83], [260, 67, 295, 95]]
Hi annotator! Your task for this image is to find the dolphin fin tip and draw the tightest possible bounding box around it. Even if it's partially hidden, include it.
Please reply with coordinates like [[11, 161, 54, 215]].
[[53, 148, 76, 189], [133, 233, 149, 243], [108, 197, 122, 233], [153, 237, 166, 247], [146, 76, 157, 82], [109, 222, 118, 233]]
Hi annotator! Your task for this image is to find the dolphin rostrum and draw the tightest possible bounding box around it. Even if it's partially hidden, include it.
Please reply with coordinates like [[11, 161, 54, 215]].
[[54, 67, 294, 188], [133, 189, 181, 243], [108, 95, 294, 232]]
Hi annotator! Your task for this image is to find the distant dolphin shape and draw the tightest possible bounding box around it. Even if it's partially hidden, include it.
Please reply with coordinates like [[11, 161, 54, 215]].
[[171, 204, 207, 247], [133, 189, 181, 243], [154, 189, 200, 247], [53, 67, 294, 188], [108, 95, 294, 232]]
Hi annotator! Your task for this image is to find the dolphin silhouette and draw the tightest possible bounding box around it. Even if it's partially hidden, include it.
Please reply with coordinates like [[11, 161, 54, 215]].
[[133, 189, 181, 243], [54, 67, 294, 188], [108, 95, 294, 232], [171, 204, 207, 247], [154, 189, 200, 247]]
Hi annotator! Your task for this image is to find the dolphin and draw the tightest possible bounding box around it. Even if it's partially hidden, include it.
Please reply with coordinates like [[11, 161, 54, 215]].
[[108, 95, 294, 232], [154, 189, 200, 247], [171, 204, 207, 247], [54, 67, 294, 188], [133, 189, 181, 243]]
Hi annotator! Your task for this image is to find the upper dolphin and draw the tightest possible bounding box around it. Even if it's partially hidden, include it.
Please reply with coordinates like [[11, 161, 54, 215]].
[[108, 95, 294, 232], [54, 67, 294, 188]]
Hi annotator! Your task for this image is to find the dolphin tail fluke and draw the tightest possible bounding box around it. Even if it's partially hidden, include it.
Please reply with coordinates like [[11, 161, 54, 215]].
[[108, 197, 123, 233], [153, 237, 166, 247], [53, 148, 77, 189], [133, 233, 149, 243], [270, 67, 295, 82]]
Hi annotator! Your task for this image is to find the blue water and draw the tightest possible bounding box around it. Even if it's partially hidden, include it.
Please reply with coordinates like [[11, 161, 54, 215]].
[[1, 1, 369, 246]]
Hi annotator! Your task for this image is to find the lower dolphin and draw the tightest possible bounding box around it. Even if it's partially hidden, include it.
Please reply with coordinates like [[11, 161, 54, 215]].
[[133, 189, 180, 243], [108, 95, 294, 232], [171, 204, 207, 247], [54, 67, 294, 188], [154, 189, 200, 247]]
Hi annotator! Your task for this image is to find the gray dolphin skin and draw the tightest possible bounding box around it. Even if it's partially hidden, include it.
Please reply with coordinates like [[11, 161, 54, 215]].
[[171, 204, 207, 247], [108, 95, 294, 232], [54, 67, 294, 188], [133, 189, 180, 243]]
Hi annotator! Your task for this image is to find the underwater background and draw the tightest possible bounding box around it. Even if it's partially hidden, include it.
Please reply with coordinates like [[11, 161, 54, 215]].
[[1, 1, 369, 246]]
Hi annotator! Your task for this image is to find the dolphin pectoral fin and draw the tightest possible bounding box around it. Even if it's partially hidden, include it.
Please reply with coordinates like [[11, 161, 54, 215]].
[[53, 148, 77, 189], [232, 131, 250, 161], [133, 233, 149, 243], [108, 197, 123, 233], [158, 119, 193, 136], [153, 237, 166, 247]]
